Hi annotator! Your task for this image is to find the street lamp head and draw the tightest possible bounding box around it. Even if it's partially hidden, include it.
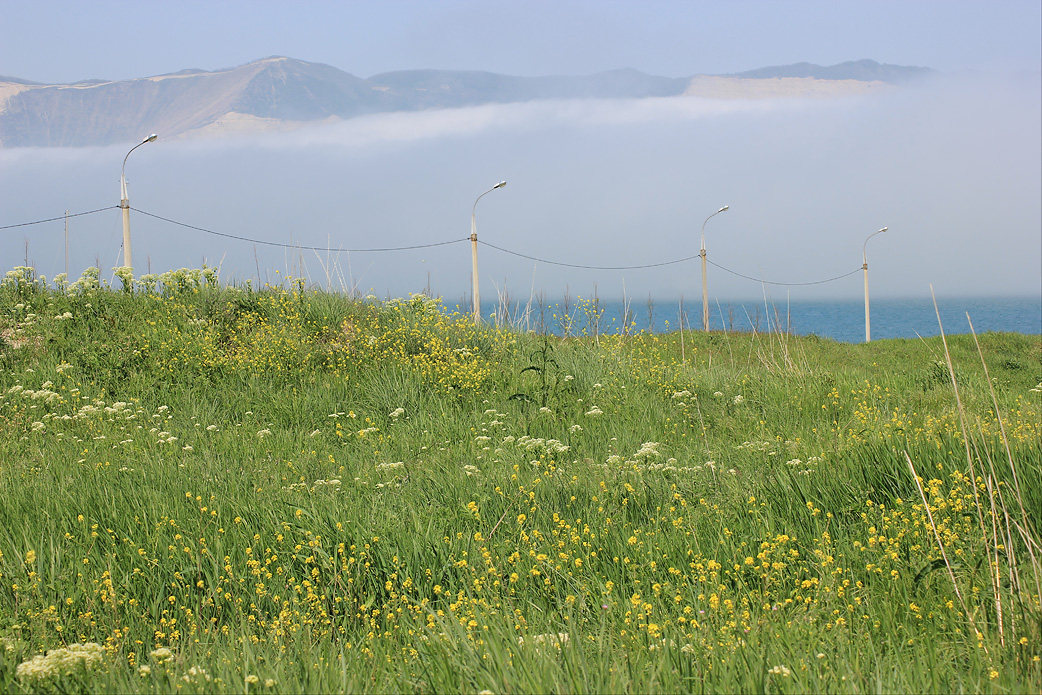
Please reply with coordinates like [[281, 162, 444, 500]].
[[719, 205, 729, 212], [494, 181, 507, 189], [144, 133, 158, 143], [879, 226, 888, 233]]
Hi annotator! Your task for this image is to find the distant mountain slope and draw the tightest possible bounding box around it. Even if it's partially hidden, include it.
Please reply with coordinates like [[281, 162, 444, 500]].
[[0, 57, 387, 148], [730, 59, 934, 83], [0, 57, 933, 148], [367, 67, 689, 108]]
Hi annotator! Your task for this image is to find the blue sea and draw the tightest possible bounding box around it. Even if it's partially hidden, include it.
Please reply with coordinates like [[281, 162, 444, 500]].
[[481, 296, 1042, 343]]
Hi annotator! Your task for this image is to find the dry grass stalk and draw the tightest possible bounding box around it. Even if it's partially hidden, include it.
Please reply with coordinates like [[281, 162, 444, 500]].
[[908, 291, 1042, 657]]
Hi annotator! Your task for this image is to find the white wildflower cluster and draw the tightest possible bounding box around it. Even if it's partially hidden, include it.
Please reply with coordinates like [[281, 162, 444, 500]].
[[786, 456, 822, 475], [138, 274, 159, 294], [67, 267, 101, 295], [54, 311, 74, 321], [600, 447, 704, 474], [389, 407, 405, 418], [376, 461, 405, 471], [733, 394, 745, 405], [388, 293, 443, 315], [158, 268, 207, 295], [671, 390, 692, 400], [3, 267, 33, 284], [4, 383, 62, 405], [767, 665, 792, 677], [584, 406, 603, 417], [151, 429, 178, 445], [283, 479, 343, 493], [182, 665, 212, 684], [15, 642, 104, 684], [736, 440, 775, 454], [112, 266, 135, 292], [463, 464, 481, 477], [103, 401, 135, 418], [257, 429, 272, 438], [150, 647, 175, 663], [2, 266, 41, 293], [515, 435, 569, 455], [1030, 382, 1042, 393], [633, 441, 661, 462]]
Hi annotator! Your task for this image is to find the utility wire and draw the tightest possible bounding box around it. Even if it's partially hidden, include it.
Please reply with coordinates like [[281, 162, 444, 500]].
[[0, 206, 119, 230], [478, 239, 701, 270], [707, 258, 861, 286], [2, 206, 863, 286], [132, 208, 468, 252], [481, 239, 860, 286]]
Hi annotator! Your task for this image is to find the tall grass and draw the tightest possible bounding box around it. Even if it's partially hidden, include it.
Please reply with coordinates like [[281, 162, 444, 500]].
[[0, 266, 1038, 693]]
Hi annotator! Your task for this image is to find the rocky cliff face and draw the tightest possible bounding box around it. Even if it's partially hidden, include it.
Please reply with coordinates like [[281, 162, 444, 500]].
[[0, 57, 933, 148]]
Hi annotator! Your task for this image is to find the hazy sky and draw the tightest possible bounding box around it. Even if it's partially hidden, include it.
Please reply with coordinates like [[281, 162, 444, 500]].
[[2, 1, 1040, 82], [1, 1, 1040, 306]]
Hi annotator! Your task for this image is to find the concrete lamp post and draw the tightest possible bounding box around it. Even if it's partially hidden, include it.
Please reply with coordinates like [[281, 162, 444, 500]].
[[700, 205, 729, 331], [862, 226, 888, 342], [120, 133, 158, 269], [470, 180, 507, 324]]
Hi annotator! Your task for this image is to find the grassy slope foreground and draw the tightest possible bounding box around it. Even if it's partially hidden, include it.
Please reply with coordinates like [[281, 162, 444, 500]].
[[0, 267, 1039, 693]]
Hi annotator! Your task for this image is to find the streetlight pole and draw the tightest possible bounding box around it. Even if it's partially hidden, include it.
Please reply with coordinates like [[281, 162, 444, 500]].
[[863, 226, 888, 342], [700, 205, 729, 331], [470, 180, 506, 324], [120, 133, 158, 269]]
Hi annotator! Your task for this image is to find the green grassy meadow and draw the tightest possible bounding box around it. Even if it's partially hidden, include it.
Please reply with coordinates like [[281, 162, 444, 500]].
[[0, 266, 1039, 693]]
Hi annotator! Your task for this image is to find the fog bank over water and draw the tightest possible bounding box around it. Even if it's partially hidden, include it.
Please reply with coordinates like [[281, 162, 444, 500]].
[[1, 71, 1038, 304]]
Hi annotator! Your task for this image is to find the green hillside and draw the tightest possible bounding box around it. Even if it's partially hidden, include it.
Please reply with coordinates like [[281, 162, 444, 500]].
[[0, 266, 1038, 693]]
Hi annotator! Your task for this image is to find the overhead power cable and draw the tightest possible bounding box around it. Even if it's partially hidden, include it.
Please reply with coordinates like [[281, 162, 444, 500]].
[[706, 259, 861, 286], [132, 208, 468, 252], [478, 239, 701, 270], [0, 206, 119, 230], [481, 239, 860, 286], [2, 206, 864, 287]]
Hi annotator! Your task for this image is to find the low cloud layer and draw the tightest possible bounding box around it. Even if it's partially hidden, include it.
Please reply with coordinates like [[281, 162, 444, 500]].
[[1, 71, 1038, 305]]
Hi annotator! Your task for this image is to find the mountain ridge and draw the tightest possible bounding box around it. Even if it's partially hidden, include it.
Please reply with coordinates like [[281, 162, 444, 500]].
[[0, 57, 935, 148]]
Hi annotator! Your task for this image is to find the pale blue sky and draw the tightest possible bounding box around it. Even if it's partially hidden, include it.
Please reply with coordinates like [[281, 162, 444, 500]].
[[2, 0, 1039, 83]]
